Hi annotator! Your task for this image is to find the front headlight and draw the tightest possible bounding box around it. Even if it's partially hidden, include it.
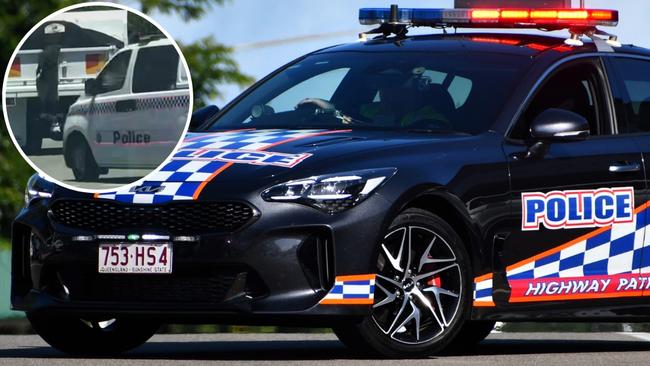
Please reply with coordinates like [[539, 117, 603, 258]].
[[24, 174, 54, 206], [261, 168, 396, 214]]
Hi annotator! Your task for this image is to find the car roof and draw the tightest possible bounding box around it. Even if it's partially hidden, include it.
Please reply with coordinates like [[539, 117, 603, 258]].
[[316, 32, 650, 61]]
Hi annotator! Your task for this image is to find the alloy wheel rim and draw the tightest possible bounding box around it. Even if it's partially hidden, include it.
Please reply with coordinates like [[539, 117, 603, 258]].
[[372, 225, 463, 345]]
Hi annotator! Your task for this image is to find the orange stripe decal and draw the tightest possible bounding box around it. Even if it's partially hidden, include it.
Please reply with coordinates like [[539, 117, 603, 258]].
[[473, 300, 496, 307], [474, 273, 493, 283]]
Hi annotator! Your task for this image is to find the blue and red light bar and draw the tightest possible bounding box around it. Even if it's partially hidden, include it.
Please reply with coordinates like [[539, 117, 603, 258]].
[[359, 7, 618, 28]]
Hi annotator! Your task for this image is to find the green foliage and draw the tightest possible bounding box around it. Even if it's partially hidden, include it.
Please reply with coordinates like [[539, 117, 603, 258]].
[[0, 0, 254, 240], [182, 37, 254, 108], [500, 322, 627, 332], [140, 0, 225, 21], [0, 125, 33, 239], [0, 238, 10, 251]]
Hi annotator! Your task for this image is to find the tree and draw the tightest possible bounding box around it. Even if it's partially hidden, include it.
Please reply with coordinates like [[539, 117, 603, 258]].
[[0, 0, 254, 238], [182, 37, 254, 107]]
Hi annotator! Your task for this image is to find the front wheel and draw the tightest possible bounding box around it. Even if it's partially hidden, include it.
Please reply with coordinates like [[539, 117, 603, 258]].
[[66, 137, 100, 181], [27, 313, 159, 356], [334, 208, 472, 357]]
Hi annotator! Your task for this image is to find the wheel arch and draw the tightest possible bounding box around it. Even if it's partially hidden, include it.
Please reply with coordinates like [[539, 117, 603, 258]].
[[63, 130, 90, 168], [384, 185, 485, 277]]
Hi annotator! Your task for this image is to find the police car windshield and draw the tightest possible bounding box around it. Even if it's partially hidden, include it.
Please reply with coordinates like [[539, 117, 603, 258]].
[[208, 51, 528, 134]]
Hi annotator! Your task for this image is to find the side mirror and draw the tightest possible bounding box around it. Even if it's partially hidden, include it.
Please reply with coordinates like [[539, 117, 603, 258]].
[[530, 108, 590, 142], [84, 78, 99, 96], [189, 105, 220, 132], [520, 108, 590, 160]]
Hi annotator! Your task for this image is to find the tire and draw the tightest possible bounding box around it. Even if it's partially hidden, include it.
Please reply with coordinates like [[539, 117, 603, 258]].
[[443, 320, 496, 354], [333, 208, 472, 358], [27, 313, 159, 356], [67, 137, 100, 181]]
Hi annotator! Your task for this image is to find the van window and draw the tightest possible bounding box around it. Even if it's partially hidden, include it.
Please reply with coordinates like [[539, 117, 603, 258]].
[[96, 50, 131, 93], [132, 45, 180, 93]]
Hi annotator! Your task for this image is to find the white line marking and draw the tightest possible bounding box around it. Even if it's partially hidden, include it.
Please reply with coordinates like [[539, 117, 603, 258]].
[[619, 332, 650, 342]]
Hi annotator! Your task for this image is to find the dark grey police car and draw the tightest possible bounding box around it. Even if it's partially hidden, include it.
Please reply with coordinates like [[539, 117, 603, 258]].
[[11, 2, 650, 357]]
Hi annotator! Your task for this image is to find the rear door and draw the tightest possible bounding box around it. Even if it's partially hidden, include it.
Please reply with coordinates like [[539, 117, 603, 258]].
[[605, 55, 650, 297], [501, 57, 647, 306]]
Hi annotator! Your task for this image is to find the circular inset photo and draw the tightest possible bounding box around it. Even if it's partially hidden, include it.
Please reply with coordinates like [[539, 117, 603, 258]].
[[3, 2, 192, 191]]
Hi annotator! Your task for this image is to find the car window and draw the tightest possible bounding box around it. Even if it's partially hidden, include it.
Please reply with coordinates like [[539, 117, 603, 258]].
[[372, 70, 473, 109], [208, 52, 528, 134], [96, 50, 131, 94], [608, 58, 650, 134], [511, 60, 605, 139], [132, 45, 180, 93], [267, 68, 350, 113]]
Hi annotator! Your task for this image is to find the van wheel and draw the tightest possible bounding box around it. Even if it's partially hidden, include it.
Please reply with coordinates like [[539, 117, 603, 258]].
[[28, 312, 158, 356], [333, 208, 471, 357], [68, 138, 100, 181]]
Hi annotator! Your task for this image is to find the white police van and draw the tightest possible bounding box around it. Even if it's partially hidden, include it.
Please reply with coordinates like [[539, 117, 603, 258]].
[[63, 37, 190, 181]]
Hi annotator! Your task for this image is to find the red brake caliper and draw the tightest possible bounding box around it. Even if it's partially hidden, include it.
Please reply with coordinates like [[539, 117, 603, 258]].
[[427, 276, 441, 287]]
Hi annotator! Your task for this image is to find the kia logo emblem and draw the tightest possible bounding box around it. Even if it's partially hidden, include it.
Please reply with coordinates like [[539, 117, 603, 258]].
[[130, 185, 165, 194]]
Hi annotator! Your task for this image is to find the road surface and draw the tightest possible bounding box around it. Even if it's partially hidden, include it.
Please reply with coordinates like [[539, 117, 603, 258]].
[[27, 138, 152, 190], [2, 332, 650, 365]]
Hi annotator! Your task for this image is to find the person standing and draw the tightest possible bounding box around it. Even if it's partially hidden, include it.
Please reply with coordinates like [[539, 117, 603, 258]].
[[36, 23, 63, 140]]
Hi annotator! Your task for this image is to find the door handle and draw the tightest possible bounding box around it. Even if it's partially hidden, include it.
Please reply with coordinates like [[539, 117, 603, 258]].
[[115, 99, 136, 113], [609, 162, 641, 173]]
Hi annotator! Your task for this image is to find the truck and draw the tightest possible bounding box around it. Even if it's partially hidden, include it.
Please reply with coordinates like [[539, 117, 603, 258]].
[[4, 9, 127, 154]]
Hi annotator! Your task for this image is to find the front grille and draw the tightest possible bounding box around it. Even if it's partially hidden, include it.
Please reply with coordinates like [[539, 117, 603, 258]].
[[50, 200, 256, 234]]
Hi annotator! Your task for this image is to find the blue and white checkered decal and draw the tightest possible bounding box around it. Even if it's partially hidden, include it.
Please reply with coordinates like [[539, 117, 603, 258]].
[[69, 95, 190, 117], [509, 208, 647, 281], [507, 202, 650, 303], [473, 275, 494, 307], [96, 129, 336, 204], [320, 274, 376, 305]]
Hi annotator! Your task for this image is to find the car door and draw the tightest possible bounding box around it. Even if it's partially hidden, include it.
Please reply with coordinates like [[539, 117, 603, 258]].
[[605, 55, 650, 297], [88, 49, 134, 167], [123, 44, 189, 168], [500, 57, 647, 307]]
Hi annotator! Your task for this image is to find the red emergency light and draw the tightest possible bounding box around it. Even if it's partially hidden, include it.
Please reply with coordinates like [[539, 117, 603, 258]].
[[359, 7, 619, 29], [470, 8, 617, 26]]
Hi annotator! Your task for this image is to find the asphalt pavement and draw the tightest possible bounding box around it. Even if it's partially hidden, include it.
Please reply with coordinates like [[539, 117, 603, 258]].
[[27, 138, 151, 190], [2, 332, 650, 365]]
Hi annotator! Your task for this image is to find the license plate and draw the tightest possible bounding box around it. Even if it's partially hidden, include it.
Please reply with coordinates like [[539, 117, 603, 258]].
[[98, 243, 172, 274]]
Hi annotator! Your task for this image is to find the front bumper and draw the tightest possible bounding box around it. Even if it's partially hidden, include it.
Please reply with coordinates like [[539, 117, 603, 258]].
[[11, 191, 391, 324]]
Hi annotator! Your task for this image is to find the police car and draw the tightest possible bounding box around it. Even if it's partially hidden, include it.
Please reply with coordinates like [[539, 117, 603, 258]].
[[12, 1, 650, 357], [62, 37, 190, 181]]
